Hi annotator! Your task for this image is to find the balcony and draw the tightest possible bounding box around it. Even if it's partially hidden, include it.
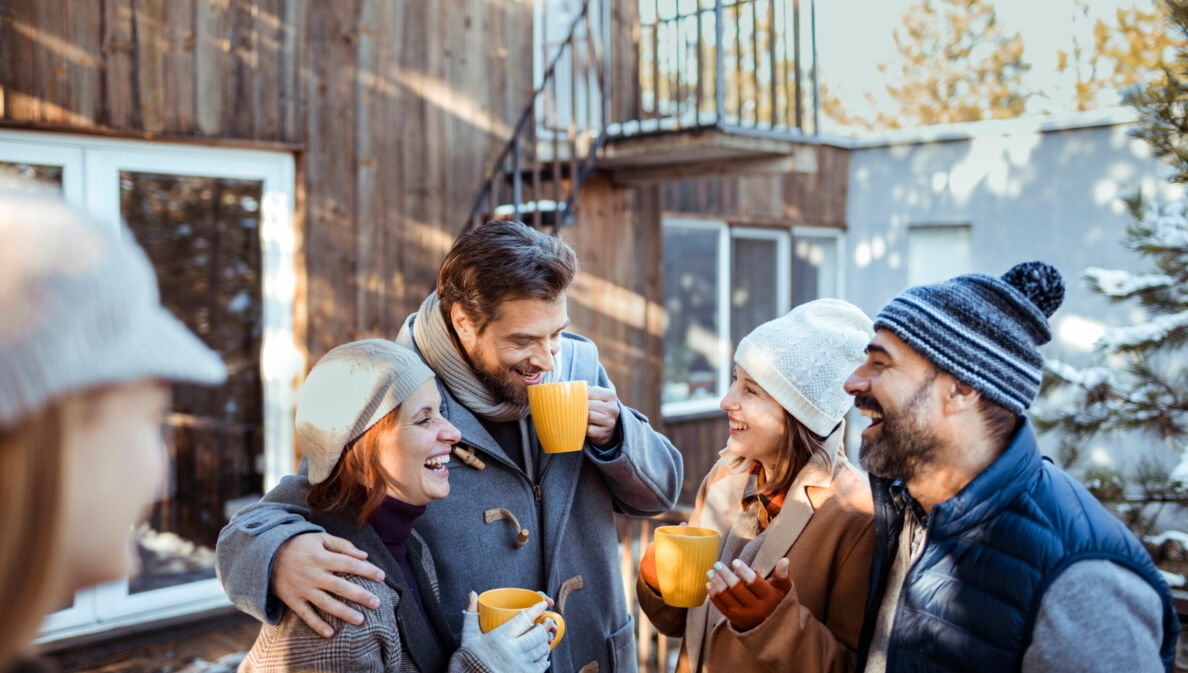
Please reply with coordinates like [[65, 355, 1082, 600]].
[[601, 0, 818, 170]]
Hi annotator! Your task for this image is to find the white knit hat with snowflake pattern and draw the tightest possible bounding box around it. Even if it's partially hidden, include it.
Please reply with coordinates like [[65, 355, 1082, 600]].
[[734, 299, 874, 437]]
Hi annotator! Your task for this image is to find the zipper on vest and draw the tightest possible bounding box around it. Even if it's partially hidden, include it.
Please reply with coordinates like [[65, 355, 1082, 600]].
[[534, 484, 543, 505]]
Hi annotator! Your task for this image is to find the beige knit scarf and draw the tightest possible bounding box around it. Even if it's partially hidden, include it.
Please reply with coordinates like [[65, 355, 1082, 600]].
[[407, 292, 561, 422]]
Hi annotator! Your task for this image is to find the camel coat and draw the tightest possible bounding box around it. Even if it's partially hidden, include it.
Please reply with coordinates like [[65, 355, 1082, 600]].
[[637, 427, 875, 673]]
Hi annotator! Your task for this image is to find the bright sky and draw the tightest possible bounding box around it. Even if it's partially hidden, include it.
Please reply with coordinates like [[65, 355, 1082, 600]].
[[813, 0, 1157, 131]]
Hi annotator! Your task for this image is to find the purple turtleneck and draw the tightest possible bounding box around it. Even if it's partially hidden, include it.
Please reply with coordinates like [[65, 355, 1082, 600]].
[[367, 496, 430, 619]]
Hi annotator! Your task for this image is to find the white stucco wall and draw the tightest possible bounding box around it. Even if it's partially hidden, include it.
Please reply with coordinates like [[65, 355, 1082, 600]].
[[842, 108, 1181, 470]]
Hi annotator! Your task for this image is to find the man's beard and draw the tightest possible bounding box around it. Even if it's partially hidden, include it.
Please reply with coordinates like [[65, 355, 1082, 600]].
[[468, 343, 537, 406], [857, 371, 943, 482]]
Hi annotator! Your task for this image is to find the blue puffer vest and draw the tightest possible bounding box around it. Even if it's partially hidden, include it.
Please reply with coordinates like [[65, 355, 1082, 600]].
[[854, 418, 1179, 672]]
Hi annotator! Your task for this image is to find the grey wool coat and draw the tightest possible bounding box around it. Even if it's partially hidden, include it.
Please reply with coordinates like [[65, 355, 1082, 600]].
[[217, 320, 684, 673], [240, 507, 494, 673]]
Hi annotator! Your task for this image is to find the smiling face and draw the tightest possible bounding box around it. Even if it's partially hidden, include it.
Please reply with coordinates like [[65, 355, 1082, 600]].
[[844, 329, 945, 482], [451, 296, 570, 405], [719, 364, 788, 476], [377, 379, 462, 506]]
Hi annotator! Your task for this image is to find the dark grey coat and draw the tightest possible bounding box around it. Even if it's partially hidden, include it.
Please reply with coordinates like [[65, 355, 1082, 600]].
[[217, 324, 684, 673]]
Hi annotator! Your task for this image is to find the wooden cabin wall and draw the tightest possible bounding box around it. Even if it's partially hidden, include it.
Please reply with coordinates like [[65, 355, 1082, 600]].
[[658, 145, 851, 227], [564, 174, 664, 423], [0, 0, 533, 362]]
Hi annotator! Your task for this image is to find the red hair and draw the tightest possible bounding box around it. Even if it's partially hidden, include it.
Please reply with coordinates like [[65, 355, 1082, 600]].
[[307, 409, 398, 526]]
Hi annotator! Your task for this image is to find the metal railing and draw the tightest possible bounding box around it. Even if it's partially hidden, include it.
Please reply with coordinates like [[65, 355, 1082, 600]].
[[615, 0, 810, 139], [463, 0, 814, 235], [463, 0, 608, 234]]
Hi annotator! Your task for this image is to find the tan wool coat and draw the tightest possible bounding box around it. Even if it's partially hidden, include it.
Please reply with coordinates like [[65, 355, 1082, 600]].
[[638, 427, 875, 673]]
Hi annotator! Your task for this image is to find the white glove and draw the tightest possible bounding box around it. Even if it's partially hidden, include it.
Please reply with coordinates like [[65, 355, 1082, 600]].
[[458, 593, 552, 673]]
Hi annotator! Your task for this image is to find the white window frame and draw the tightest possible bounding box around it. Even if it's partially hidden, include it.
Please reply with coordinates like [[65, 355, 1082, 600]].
[[661, 218, 793, 418], [0, 130, 300, 642], [793, 226, 846, 302], [907, 222, 972, 288]]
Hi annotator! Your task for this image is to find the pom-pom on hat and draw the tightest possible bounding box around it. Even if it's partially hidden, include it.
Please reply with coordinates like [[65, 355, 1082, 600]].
[[296, 339, 435, 485], [734, 299, 874, 437], [873, 261, 1065, 414]]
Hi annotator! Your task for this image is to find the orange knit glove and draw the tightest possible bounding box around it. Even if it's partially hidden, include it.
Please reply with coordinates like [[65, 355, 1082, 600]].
[[708, 558, 792, 631], [639, 541, 660, 592]]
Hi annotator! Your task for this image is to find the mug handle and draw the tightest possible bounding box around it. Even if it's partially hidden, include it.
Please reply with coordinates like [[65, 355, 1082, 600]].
[[540, 610, 566, 650]]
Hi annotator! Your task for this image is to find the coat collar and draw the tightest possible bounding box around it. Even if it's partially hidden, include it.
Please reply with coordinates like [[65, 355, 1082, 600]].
[[397, 310, 587, 585], [397, 311, 521, 471], [310, 508, 455, 673], [928, 417, 1041, 535], [870, 417, 1042, 539]]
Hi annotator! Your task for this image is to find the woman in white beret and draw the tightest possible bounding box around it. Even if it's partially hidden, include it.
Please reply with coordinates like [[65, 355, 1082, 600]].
[[637, 299, 877, 673], [239, 339, 554, 673]]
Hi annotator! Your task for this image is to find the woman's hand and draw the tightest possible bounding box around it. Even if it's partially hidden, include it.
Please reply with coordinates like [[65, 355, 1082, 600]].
[[706, 557, 793, 631], [272, 532, 386, 637], [639, 541, 660, 592], [460, 592, 552, 673]]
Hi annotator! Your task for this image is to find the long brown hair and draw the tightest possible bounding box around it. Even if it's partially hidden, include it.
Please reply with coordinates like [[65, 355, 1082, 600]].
[[733, 411, 828, 495], [0, 394, 90, 670], [307, 409, 400, 527]]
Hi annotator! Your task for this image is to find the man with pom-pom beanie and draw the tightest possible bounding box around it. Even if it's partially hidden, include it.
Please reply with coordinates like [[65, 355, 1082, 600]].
[[844, 262, 1179, 673]]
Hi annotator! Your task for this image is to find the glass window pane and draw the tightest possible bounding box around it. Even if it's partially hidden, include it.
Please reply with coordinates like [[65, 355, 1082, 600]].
[[0, 161, 63, 189], [663, 224, 722, 405], [908, 225, 971, 287], [120, 171, 264, 594], [792, 233, 838, 305], [731, 236, 778, 350]]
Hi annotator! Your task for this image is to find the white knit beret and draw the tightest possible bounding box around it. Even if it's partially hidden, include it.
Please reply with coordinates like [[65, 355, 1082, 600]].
[[296, 339, 435, 484], [0, 187, 226, 427], [734, 299, 874, 437]]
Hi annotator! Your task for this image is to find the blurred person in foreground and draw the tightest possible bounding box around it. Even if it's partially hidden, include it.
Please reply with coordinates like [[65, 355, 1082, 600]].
[[637, 299, 877, 673], [0, 188, 227, 673], [240, 339, 553, 672], [845, 261, 1179, 673]]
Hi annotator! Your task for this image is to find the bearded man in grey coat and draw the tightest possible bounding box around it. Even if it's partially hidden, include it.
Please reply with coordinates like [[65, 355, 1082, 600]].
[[216, 220, 684, 673]]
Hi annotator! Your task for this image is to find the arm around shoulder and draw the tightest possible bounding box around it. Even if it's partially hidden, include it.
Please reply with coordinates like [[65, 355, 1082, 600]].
[[216, 472, 323, 623]]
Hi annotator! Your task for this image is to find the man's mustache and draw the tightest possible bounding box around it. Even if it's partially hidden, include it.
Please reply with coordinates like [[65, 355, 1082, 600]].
[[853, 394, 883, 416]]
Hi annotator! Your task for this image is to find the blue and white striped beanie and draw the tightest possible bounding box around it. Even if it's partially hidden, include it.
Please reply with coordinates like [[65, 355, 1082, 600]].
[[873, 261, 1064, 415]]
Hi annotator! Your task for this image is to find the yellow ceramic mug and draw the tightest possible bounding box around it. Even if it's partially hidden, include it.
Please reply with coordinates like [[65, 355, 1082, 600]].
[[527, 380, 589, 453], [654, 526, 720, 607], [476, 587, 566, 650]]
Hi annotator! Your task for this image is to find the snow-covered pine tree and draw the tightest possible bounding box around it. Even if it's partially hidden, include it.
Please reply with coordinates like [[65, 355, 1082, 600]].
[[1037, 0, 1188, 546]]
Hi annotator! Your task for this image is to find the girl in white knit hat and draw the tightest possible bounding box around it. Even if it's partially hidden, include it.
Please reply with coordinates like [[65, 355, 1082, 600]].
[[239, 339, 555, 673], [0, 189, 227, 673], [637, 298, 877, 673]]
